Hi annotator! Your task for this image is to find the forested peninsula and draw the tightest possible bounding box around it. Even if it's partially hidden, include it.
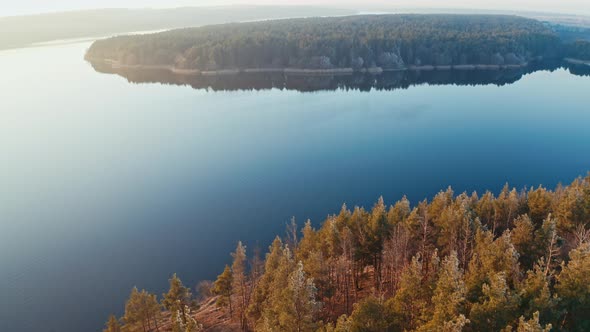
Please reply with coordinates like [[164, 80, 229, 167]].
[[86, 14, 577, 76], [105, 174, 590, 332]]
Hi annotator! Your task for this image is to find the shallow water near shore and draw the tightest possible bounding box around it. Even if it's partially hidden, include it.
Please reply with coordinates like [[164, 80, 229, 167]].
[[2, 42, 590, 332]]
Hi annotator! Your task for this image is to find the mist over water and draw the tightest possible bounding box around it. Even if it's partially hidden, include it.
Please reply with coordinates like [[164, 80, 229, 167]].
[[1, 42, 590, 332]]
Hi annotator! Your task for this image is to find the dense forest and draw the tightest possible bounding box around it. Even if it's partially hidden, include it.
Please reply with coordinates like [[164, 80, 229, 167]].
[[86, 15, 563, 71], [105, 174, 590, 331]]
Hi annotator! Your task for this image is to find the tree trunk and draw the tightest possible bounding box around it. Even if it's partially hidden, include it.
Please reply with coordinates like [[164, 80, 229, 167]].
[[154, 315, 160, 331], [229, 295, 233, 316]]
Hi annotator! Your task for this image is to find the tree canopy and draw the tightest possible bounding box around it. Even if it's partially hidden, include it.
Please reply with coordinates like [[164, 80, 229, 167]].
[[87, 14, 561, 71], [104, 173, 590, 331]]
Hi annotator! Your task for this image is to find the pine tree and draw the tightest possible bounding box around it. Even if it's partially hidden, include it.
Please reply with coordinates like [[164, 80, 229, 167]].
[[390, 254, 429, 330], [418, 252, 468, 332], [527, 187, 553, 226], [334, 314, 353, 332], [504, 312, 552, 332], [162, 274, 192, 324], [367, 196, 391, 291], [147, 292, 161, 331], [517, 263, 558, 327], [465, 230, 520, 302], [534, 215, 561, 277], [382, 222, 411, 295], [171, 306, 202, 332], [247, 237, 283, 326], [231, 241, 248, 330], [103, 314, 121, 332], [212, 265, 233, 315], [406, 200, 435, 261], [556, 242, 590, 330], [387, 196, 411, 226], [296, 220, 318, 263], [171, 309, 183, 332], [289, 261, 319, 332], [511, 214, 536, 270], [124, 287, 155, 332], [469, 272, 520, 332], [318, 314, 353, 332], [254, 243, 319, 332], [347, 296, 392, 332], [260, 245, 297, 331], [477, 191, 495, 232], [554, 181, 585, 232]]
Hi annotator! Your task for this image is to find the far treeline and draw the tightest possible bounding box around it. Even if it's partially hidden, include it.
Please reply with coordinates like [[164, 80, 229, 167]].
[[86, 15, 590, 72], [0, 6, 354, 50], [106, 173, 590, 332]]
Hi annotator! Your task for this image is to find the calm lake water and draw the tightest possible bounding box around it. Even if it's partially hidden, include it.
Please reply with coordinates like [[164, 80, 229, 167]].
[[2, 42, 590, 332]]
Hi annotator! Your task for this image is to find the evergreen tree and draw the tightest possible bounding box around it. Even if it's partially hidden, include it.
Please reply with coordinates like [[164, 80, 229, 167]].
[[296, 220, 318, 263], [406, 200, 436, 260], [334, 314, 353, 332], [477, 191, 495, 232], [247, 237, 283, 326], [231, 241, 248, 330], [554, 181, 586, 232], [517, 263, 558, 327], [124, 287, 157, 332], [162, 274, 192, 324], [103, 314, 121, 332], [511, 214, 536, 270], [505, 312, 552, 332], [171, 306, 202, 332], [556, 242, 590, 330], [347, 296, 392, 332], [124, 287, 142, 329], [296, 222, 333, 315], [527, 187, 553, 226], [387, 196, 411, 226], [146, 292, 161, 331], [469, 272, 520, 332], [367, 196, 391, 290], [260, 246, 297, 331], [534, 215, 561, 277], [212, 265, 233, 315], [390, 254, 429, 330], [465, 230, 520, 302], [419, 252, 468, 331], [288, 261, 319, 332]]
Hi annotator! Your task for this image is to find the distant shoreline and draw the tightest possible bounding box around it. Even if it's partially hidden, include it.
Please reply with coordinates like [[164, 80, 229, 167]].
[[87, 58, 530, 77], [565, 57, 590, 66]]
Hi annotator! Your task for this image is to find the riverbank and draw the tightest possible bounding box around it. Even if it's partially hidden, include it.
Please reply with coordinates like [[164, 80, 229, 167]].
[[87, 57, 530, 77]]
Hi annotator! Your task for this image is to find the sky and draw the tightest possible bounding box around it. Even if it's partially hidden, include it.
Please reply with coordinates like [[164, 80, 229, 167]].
[[2, 0, 590, 17]]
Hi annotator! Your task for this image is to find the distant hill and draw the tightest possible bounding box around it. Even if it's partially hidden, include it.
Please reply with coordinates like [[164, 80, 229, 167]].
[[0, 6, 355, 50]]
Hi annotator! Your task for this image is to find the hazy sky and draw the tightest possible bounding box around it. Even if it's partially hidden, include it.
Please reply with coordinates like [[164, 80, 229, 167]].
[[2, 0, 590, 17]]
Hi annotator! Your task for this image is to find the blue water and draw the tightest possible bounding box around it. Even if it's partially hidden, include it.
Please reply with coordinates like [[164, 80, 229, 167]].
[[1, 42, 590, 332]]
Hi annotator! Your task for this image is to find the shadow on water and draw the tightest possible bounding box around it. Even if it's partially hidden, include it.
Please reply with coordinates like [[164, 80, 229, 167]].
[[89, 60, 590, 92]]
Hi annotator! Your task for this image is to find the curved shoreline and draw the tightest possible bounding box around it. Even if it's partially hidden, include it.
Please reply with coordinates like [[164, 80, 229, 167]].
[[87, 57, 531, 77]]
